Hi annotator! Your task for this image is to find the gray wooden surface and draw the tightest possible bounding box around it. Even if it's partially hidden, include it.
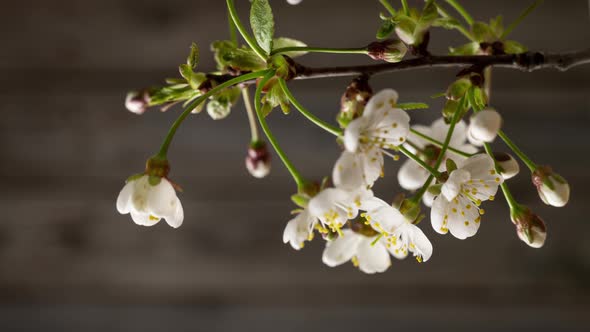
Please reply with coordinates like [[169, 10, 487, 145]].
[[1, 0, 589, 331]]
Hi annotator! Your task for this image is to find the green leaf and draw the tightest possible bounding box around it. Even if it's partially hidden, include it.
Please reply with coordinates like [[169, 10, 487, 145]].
[[250, 0, 274, 55], [211, 40, 267, 72], [449, 42, 480, 55], [179, 64, 193, 81], [504, 40, 527, 54], [471, 21, 493, 42], [418, 0, 439, 26], [272, 37, 308, 58], [262, 78, 290, 116], [397, 102, 429, 110], [489, 16, 504, 38], [432, 17, 462, 30], [446, 158, 458, 173], [376, 19, 395, 39], [187, 42, 199, 68]]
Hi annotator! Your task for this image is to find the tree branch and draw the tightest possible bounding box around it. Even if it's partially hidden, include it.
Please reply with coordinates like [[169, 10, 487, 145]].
[[293, 49, 590, 80]]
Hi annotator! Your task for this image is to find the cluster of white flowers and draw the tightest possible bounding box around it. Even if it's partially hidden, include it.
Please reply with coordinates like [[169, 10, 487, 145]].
[[116, 87, 570, 273], [281, 89, 506, 273]]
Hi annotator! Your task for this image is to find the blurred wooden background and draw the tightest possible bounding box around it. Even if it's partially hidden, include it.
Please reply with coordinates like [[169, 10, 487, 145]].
[[0, 0, 589, 330]]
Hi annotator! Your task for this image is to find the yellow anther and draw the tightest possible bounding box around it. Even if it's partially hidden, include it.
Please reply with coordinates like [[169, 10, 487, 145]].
[[489, 195, 495, 201], [149, 215, 159, 221], [479, 209, 485, 215], [464, 221, 469, 226], [351, 256, 359, 267]]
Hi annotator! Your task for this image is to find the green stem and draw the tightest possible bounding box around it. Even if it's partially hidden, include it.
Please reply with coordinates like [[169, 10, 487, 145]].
[[497, 130, 537, 172], [379, 0, 396, 16], [412, 97, 464, 202], [242, 87, 259, 142], [445, 0, 474, 26], [410, 128, 474, 158], [255, 71, 306, 188], [226, 0, 268, 60], [227, 6, 238, 46], [482, 142, 519, 211], [270, 46, 368, 56], [158, 70, 270, 157], [501, 0, 543, 39], [278, 78, 343, 137], [434, 3, 474, 41], [399, 146, 441, 178], [401, 0, 410, 15]]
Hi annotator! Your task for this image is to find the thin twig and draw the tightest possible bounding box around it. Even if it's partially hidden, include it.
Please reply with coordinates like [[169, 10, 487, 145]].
[[293, 49, 590, 80]]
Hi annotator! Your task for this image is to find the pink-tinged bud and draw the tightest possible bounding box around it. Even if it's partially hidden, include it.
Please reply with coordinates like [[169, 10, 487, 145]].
[[367, 39, 407, 63], [532, 166, 570, 207], [511, 206, 547, 248], [125, 90, 150, 114], [494, 152, 520, 180], [338, 76, 372, 128], [245, 142, 271, 178]]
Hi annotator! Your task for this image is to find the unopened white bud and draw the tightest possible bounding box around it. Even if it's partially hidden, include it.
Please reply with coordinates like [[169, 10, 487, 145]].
[[468, 109, 502, 143], [287, 0, 302, 5], [532, 166, 570, 207], [494, 152, 520, 180]]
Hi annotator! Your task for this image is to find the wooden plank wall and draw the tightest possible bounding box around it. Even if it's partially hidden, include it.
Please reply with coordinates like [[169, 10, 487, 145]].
[[0, 0, 589, 330]]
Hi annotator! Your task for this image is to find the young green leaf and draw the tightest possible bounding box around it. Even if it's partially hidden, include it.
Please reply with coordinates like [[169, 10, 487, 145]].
[[504, 40, 527, 54], [377, 19, 395, 39], [187, 42, 199, 68], [272, 37, 308, 58], [250, 0, 274, 55]]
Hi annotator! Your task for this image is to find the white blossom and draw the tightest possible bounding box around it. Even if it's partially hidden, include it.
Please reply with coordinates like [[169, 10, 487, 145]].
[[322, 229, 392, 274], [117, 175, 183, 228], [334, 89, 410, 189], [398, 118, 478, 191], [309, 187, 373, 234], [431, 154, 503, 239], [362, 197, 433, 262]]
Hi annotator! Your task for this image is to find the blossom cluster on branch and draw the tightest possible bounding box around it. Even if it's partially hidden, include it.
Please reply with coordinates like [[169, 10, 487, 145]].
[[117, 0, 585, 274]]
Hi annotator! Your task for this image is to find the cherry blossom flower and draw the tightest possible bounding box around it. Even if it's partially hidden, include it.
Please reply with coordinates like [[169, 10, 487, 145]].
[[431, 154, 503, 239], [309, 187, 373, 235], [322, 229, 393, 274], [117, 175, 184, 228], [398, 118, 477, 191], [334, 89, 410, 189], [362, 197, 433, 262]]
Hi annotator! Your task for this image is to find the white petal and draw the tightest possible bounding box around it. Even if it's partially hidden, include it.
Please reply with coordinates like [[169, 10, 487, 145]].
[[363, 89, 399, 119], [422, 189, 435, 207], [147, 178, 179, 218], [356, 237, 391, 274], [309, 188, 353, 228], [446, 195, 482, 239], [467, 129, 484, 146], [164, 198, 184, 228], [322, 229, 361, 267], [406, 125, 433, 152], [385, 237, 409, 260], [442, 169, 471, 201], [403, 224, 433, 262], [431, 118, 468, 147], [343, 117, 366, 152], [539, 179, 570, 207], [333, 151, 365, 190], [368, 108, 411, 148], [431, 195, 450, 235], [129, 176, 152, 213], [363, 204, 406, 235], [398, 159, 429, 190], [461, 154, 496, 178], [359, 196, 390, 212], [116, 181, 135, 214], [283, 209, 316, 250], [496, 153, 520, 180], [130, 211, 160, 227]]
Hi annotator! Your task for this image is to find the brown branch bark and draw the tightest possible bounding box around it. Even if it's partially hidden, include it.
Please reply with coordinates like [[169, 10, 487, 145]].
[[293, 48, 590, 80]]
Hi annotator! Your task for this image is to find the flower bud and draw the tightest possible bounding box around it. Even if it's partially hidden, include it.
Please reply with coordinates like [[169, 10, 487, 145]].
[[367, 39, 408, 63], [494, 152, 520, 180], [532, 166, 570, 207], [468, 109, 502, 143], [287, 0, 302, 4], [338, 76, 372, 128], [125, 90, 150, 114], [245, 141, 271, 178], [511, 206, 547, 248]]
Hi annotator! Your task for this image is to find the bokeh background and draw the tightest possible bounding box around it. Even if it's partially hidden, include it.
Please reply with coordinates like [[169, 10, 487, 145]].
[[1, 0, 589, 331]]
